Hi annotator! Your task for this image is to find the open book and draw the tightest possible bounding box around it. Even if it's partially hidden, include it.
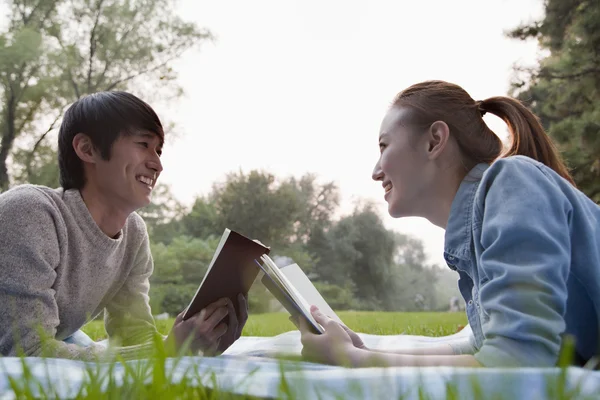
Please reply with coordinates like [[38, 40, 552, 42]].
[[182, 229, 270, 320], [183, 228, 342, 334], [255, 255, 343, 334]]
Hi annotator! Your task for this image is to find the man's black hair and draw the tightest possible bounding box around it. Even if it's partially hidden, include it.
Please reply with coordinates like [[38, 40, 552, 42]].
[[58, 91, 164, 190]]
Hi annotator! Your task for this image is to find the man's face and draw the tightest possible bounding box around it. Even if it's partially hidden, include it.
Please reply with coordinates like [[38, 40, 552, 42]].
[[94, 130, 163, 212]]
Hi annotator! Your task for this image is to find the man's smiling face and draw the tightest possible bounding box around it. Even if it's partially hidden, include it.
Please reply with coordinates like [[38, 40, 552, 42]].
[[94, 130, 163, 212]]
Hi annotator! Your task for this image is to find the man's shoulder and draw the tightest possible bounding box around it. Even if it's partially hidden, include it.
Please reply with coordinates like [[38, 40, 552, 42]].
[[125, 211, 149, 238], [0, 184, 63, 212]]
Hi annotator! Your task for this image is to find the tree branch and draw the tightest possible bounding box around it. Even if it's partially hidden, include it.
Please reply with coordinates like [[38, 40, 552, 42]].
[[87, 0, 106, 92], [53, 35, 81, 99], [15, 97, 43, 134], [104, 56, 177, 91], [95, 21, 138, 89], [539, 66, 600, 80], [25, 109, 65, 178]]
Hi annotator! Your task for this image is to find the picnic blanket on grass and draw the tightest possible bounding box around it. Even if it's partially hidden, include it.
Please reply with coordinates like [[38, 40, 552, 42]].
[[1, 329, 599, 399]]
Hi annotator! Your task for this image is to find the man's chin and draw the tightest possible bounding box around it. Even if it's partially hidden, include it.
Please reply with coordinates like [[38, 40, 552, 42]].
[[132, 195, 152, 211]]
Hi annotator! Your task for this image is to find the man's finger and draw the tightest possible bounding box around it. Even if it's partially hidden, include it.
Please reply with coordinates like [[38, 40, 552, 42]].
[[214, 322, 228, 338], [188, 308, 206, 325], [237, 293, 249, 327], [202, 305, 229, 329], [226, 297, 239, 329], [175, 310, 185, 323], [202, 298, 229, 320]]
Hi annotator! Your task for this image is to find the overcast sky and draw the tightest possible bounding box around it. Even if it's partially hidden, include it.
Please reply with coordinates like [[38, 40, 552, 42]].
[[156, 0, 545, 267], [1, 0, 546, 267]]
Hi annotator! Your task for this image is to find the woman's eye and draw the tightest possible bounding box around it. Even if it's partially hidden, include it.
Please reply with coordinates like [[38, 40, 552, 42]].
[[379, 143, 386, 151], [137, 142, 149, 148]]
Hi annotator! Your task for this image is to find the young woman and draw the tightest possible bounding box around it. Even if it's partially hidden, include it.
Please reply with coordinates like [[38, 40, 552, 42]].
[[298, 80, 600, 368]]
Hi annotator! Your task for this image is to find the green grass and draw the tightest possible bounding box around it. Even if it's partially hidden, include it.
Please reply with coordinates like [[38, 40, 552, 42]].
[[82, 311, 468, 340], [7, 312, 593, 399]]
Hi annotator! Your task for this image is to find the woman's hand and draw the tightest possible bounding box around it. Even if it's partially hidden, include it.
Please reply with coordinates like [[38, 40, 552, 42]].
[[298, 305, 359, 366]]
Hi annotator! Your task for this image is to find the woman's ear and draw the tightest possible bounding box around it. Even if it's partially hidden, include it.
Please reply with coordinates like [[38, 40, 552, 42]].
[[425, 121, 450, 160], [72, 133, 97, 164]]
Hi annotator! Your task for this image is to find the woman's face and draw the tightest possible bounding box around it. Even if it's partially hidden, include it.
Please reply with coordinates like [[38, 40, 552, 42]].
[[372, 107, 432, 218]]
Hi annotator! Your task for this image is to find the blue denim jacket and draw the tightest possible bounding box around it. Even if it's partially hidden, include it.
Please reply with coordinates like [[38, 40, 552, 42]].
[[445, 156, 600, 367]]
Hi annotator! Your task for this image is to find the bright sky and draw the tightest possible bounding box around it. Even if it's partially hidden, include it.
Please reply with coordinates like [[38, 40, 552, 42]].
[[0, 0, 545, 268], [156, 0, 545, 267]]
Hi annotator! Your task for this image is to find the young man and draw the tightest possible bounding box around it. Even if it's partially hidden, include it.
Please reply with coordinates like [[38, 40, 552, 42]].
[[0, 91, 247, 360]]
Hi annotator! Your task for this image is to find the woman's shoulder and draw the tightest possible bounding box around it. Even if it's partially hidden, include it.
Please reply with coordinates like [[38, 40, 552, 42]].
[[478, 155, 565, 193], [485, 155, 549, 178]]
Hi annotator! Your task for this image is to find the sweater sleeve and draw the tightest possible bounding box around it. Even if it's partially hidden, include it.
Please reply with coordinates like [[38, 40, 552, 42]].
[[103, 216, 164, 358], [0, 187, 106, 360]]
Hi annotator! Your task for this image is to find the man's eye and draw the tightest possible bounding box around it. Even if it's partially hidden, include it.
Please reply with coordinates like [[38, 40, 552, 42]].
[[137, 142, 149, 148], [379, 143, 386, 151]]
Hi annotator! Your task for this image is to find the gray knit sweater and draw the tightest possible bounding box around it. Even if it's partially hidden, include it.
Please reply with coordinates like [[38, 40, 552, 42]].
[[0, 185, 161, 360]]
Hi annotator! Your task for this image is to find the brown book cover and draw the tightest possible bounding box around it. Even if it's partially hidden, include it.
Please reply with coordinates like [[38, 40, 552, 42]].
[[182, 228, 270, 320]]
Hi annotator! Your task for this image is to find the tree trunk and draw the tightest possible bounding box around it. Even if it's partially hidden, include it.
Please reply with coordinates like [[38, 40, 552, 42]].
[[0, 95, 16, 192]]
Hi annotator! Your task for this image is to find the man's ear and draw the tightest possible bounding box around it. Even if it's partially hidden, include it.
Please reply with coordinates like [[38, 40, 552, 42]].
[[425, 121, 450, 160], [72, 133, 97, 164]]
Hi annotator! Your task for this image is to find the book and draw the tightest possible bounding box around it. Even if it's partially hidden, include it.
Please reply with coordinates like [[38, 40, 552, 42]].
[[255, 255, 344, 334], [183, 228, 342, 335], [279, 263, 343, 325], [182, 228, 270, 320]]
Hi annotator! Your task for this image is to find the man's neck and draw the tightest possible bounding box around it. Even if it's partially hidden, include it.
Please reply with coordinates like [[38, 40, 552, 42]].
[[79, 185, 131, 238]]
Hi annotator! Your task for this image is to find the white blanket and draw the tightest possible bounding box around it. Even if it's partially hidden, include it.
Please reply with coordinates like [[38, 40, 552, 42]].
[[2, 328, 599, 399]]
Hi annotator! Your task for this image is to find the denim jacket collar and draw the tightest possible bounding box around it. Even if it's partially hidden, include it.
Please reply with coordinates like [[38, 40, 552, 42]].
[[443, 163, 490, 266]]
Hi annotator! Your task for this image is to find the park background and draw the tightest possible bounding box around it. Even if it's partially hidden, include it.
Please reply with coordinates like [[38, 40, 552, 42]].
[[1, 0, 598, 323]]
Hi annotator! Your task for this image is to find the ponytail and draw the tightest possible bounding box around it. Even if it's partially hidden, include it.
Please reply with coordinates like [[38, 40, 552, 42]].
[[392, 80, 575, 186], [481, 97, 575, 185]]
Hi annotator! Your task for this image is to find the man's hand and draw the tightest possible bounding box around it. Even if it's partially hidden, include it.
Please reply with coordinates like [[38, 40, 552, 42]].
[[217, 293, 249, 352], [166, 297, 230, 356]]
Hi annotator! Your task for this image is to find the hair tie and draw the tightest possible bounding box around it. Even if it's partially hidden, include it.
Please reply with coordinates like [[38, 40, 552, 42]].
[[475, 100, 487, 117]]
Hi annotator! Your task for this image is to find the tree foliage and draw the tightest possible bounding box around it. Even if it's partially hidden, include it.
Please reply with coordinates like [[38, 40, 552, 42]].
[[147, 172, 442, 314], [0, 0, 211, 190], [509, 0, 600, 202]]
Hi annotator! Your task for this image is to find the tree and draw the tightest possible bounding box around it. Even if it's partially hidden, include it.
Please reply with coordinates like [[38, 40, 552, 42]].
[[137, 183, 187, 243], [0, 0, 60, 191], [311, 203, 438, 311], [180, 170, 340, 251], [0, 0, 212, 190], [149, 235, 219, 315], [509, 0, 600, 202], [10, 141, 60, 187]]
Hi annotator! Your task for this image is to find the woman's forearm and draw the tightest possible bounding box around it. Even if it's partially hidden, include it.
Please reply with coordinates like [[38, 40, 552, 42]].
[[350, 348, 482, 368], [372, 343, 456, 356]]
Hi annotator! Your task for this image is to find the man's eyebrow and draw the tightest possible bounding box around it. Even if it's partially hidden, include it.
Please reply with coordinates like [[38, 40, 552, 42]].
[[134, 131, 164, 146], [134, 132, 156, 139]]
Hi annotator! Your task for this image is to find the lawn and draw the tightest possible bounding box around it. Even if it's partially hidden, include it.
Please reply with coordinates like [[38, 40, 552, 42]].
[[82, 311, 468, 340], [8, 312, 590, 399]]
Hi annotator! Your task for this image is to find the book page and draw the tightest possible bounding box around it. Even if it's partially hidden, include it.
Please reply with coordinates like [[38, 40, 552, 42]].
[[280, 263, 343, 325], [259, 255, 323, 331]]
